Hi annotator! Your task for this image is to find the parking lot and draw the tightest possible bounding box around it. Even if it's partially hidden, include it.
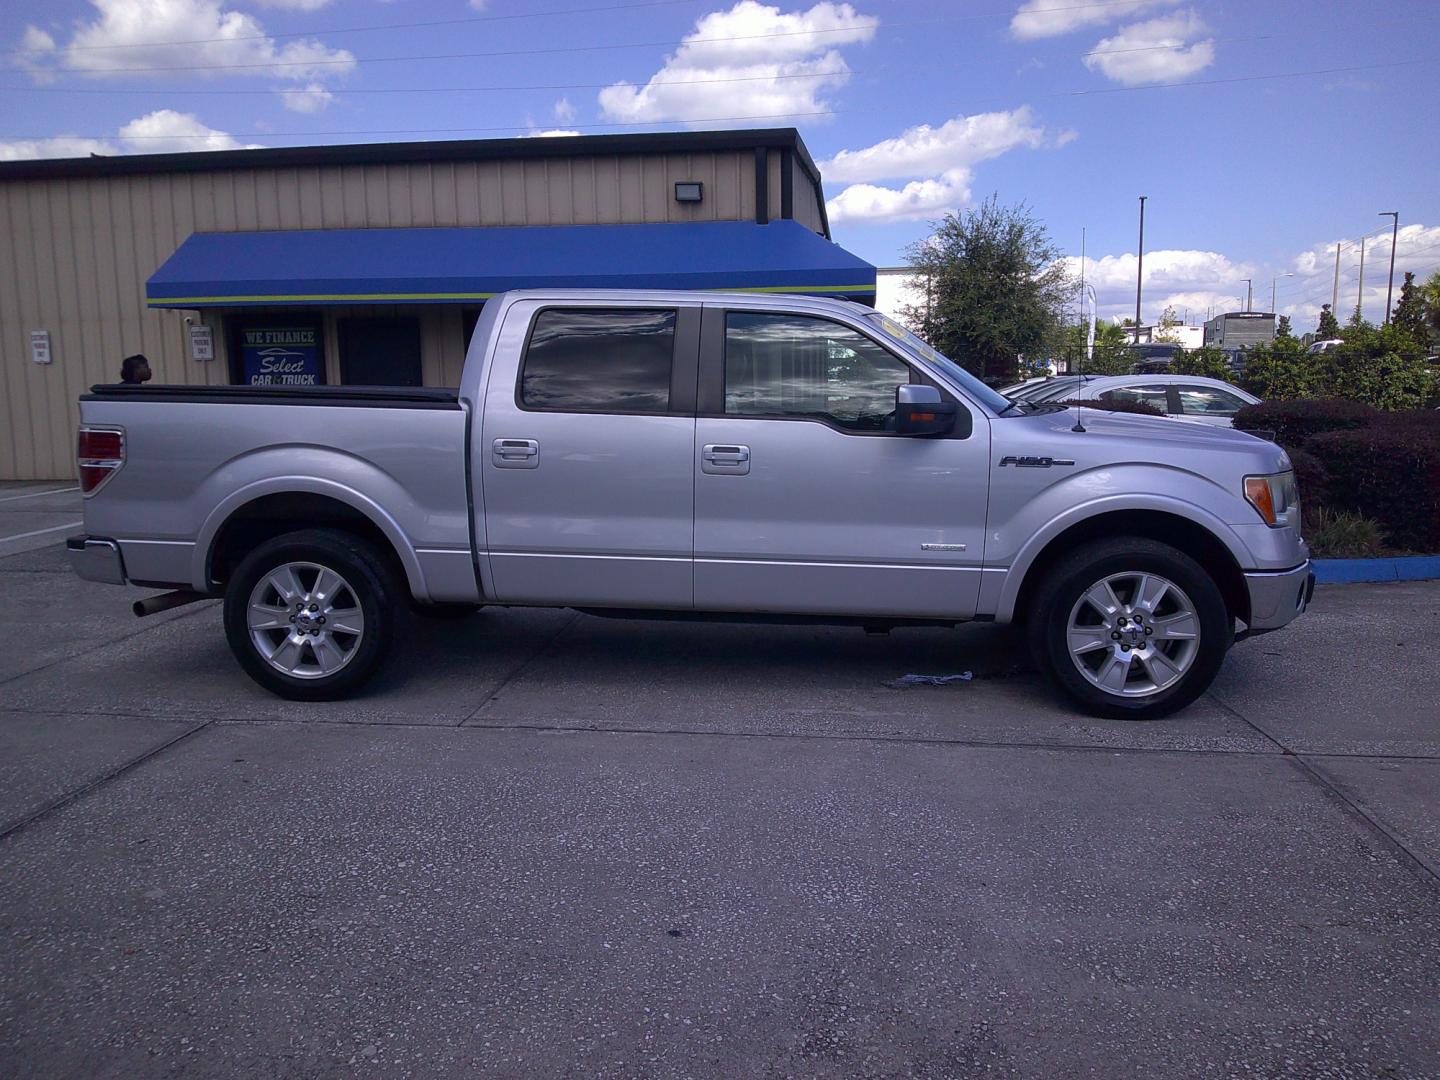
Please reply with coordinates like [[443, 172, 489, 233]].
[[2, 481, 1438, 1079]]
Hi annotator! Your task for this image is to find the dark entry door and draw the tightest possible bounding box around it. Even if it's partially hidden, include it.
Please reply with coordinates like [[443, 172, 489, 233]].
[[339, 317, 423, 386]]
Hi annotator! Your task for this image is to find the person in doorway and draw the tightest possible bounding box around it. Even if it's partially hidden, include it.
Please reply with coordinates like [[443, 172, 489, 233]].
[[119, 354, 152, 385]]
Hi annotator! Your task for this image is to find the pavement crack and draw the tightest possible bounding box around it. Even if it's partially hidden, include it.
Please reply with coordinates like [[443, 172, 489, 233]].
[[1208, 689, 1440, 893], [0, 720, 214, 843], [457, 611, 581, 726]]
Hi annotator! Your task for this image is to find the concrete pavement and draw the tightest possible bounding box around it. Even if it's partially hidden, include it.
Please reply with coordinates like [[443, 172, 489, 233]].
[[1, 537, 1438, 1078]]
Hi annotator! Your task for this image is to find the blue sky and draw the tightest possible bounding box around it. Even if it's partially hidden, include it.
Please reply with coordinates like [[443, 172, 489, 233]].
[[4, 0, 1439, 327]]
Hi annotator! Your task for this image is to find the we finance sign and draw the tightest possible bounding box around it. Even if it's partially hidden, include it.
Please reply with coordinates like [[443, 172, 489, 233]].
[[239, 326, 322, 386]]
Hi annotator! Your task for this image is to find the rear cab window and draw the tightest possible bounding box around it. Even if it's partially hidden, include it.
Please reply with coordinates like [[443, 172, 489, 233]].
[[520, 308, 677, 413]]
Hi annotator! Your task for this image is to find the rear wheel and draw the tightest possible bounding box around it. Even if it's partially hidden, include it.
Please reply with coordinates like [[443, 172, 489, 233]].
[[223, 528, 397, 700], [1026, 537, 1230, 720]]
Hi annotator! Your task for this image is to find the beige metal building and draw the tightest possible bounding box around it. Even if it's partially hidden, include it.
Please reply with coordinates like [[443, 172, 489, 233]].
[[0, 128, 871, 480]]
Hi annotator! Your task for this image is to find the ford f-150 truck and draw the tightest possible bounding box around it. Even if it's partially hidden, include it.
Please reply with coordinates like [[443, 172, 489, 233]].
[[68, 290, 1313, 719]]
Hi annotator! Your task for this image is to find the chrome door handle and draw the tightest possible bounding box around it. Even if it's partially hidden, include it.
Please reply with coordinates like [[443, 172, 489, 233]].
[[492, 438, 539, 469], [703, 445, 749, 464], [701, 443, 750, 475]]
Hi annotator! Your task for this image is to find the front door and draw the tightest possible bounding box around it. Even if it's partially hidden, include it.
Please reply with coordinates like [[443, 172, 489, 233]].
[[693, 307, 991, 619], [479, 302, 700, 608]]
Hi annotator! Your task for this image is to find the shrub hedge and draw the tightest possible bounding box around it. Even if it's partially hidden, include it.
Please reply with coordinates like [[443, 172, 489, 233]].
[[1231, 398, 1378, 447], [1232, 397, 1440, 552], [1306, 426, 1440, 551]]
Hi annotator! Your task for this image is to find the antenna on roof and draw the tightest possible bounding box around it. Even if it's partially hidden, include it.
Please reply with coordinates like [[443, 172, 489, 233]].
[[1073, 283, 1096, 433]]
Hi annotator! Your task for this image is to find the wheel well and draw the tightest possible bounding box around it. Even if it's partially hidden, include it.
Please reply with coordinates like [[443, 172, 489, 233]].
[[1011, 510, 1249, 626], [207, 493, 406, 588]]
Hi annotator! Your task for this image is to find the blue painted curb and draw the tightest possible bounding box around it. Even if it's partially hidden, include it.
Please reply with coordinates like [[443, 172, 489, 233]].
[[1313, 556, 1440, 584]]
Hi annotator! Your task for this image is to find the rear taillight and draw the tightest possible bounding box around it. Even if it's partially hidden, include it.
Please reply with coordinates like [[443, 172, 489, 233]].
[[77, 426, 124, 494]]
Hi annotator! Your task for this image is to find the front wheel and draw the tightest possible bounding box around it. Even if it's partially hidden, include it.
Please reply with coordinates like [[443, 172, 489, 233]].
[[223, 528, 398, 701], [1026, 537, 1231, 720]]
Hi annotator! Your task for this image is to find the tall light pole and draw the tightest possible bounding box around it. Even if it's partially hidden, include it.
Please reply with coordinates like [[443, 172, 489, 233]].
[[1242, 278, 1252, 312], [1134, 195, 1146, 343], [1357, 237, 1366, 320], [1331, 242, 1341, 314], [1271, 272, 1293, 314], [1379, 211, 1399, 323]]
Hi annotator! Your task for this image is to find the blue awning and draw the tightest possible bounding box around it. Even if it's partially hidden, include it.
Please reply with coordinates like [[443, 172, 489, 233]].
[[146, 220, 875, 309]]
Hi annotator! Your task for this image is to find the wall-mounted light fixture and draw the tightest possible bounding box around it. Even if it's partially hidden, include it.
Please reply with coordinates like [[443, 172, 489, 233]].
[[674, 181, 703, 204]]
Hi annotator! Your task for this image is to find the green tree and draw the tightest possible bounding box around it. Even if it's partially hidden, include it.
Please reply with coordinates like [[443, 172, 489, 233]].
[[1239, 335, 1314, 400], [1422, 271, 1440, 342], [1275, 314, 1293, 339], [1170, 345, 1232, 380], [1315, 319, 1433, 409], [1316, 304, 1341, 340], [1153, 305, 1183, 344], [1060, 319, 1135, 376], [901, 196, 1071, 383], [1391, 271, 1428, 345]]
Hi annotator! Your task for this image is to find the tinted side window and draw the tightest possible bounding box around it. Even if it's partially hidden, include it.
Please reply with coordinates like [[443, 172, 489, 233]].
[[724, 312, 913, 432], [1176, 384, 1246, 416], [521, 308, 676, 413], [1100, 384, 1170, 411]]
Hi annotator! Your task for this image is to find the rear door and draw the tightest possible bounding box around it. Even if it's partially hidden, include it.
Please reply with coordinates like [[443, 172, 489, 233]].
[[691, 305, 990, 619], [479, 301, 700, 608]]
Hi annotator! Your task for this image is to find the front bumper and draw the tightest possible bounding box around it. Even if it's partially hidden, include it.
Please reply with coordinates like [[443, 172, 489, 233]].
[[66, 535, 127, 585], [1242, 560, 1314, 633]]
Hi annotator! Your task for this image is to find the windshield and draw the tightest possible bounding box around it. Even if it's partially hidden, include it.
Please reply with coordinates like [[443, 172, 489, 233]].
[[865, 313, 1011, 415]]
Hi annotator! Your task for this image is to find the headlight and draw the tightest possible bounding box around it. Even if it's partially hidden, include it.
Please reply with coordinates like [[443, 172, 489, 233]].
[[1244, 470, 1300, 529]]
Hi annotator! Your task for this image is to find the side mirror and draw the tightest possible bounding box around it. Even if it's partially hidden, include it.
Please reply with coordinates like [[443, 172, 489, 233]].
[[895, 384, 958, 436]]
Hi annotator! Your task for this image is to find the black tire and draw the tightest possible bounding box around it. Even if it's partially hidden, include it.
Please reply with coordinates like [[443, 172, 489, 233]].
[[1025, 536, 1231, 721], [223, 528, 398, 701]]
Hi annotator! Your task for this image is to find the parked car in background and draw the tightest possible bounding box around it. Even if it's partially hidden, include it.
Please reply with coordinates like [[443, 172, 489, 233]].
[[1060, 375, 1261, 427], [1006, 375, 1104, 403]]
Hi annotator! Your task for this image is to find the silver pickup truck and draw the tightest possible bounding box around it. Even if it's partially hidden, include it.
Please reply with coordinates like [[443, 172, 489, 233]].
[[68, 290, 1312, 719]]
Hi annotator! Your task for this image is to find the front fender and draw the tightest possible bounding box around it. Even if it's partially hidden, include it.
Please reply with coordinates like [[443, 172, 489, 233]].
[[190, 449, 430, 601], [985, 468, 1254, 622]]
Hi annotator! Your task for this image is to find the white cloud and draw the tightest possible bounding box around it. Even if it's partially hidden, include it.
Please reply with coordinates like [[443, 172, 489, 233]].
[[821, 108, 1045, 183], [523, 129, 583, 138], [118, 109, 263, 152], [0, 108, 260, 160], [281, 82, 334, 113], [1287, 223, 1440, 321], [553, 97, 577, 124], [0, 135, 117, 161], [599, 1, 877, 124], [822, 108, 1050, 225], [18, 0, 355, 82], [1083, 10, 1214, 86], [253, 0, 332, 9], [827, 175, 971, 225], [1010, 0, 1176, 40], [468, 0, 488, 9], [1065, 248, 1255, 321]]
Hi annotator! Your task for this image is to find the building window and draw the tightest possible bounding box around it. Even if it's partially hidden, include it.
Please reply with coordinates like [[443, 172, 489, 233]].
[[520, 308, 676, 413], [723, 311, 913, 432], [339, 317, 422, 386], [228, 315, 325, 387]]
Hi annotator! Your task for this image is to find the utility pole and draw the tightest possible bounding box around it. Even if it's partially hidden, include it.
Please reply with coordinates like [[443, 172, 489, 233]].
[[1134, 196, 1146, 343], [1379, 211, 1399, 324], [1357, 237, 1366, 320], [1331, 242, 1341, 314], [1242, 278, 1252, 312]]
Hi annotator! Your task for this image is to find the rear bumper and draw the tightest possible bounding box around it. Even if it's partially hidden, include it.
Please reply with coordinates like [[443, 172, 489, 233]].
[[1242, 560, 1314, 633], [66, 535, 127, 585]]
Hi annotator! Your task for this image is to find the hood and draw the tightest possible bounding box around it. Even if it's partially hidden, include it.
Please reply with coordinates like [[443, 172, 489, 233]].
[[1001, 407, 1291, 471]]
